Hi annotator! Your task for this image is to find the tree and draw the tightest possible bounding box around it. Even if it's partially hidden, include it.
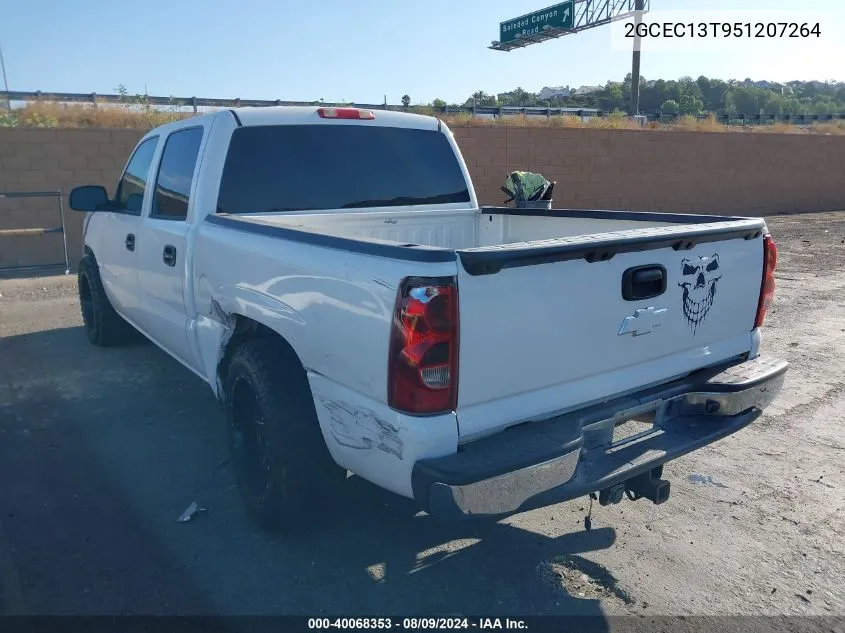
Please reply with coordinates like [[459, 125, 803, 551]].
[[661, 100, 680, 115], [696, 76, 712, 102], [597, 81, 624, 111], [780, 97, 802, 115], [812, 98, 837, 116], [401, 94, 411, 108], [467, 90, 497, 107], [432, 98, 447, 109], [725, 87, 765, 114], [700, 78, 728, 112], [453, 75, 845, 117], [640, 79, 669, 112], [623, 72, 647, 95], [679, 94, 704, 115], [498, 87, 537, 106], [679, 77, 703, 101]]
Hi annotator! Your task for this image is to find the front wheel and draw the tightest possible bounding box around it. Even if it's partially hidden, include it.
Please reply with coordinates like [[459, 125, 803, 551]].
[[223, 338, 345, 533], [77, 255, 137, 347]]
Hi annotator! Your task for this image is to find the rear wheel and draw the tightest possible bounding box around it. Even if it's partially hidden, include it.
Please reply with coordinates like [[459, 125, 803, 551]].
[[78, 255, 136, 347], [223, 338, 344, 533]]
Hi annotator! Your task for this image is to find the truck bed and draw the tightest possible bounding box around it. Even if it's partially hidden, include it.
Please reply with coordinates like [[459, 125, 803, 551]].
[[225, 207, 762, 253], [203, 206, 768, 443], [236, 207, 680, 250], [215, 206, 765, 276]]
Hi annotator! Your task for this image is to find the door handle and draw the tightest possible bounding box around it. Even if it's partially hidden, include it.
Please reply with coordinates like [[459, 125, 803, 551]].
[[162, 245, 177, 267], [622, 265, 667, 301], [125, 233, 135, 251]]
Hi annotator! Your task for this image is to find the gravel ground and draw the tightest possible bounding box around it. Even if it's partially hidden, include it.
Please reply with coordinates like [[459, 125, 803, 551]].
[[0, 211, 843, 623]]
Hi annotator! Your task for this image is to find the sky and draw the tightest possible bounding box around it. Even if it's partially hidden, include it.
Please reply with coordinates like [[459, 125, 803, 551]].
[[1, 0, 843, 105]]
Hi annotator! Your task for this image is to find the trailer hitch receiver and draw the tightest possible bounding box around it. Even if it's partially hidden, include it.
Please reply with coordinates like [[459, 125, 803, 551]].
[[625, 466, 671, 505]]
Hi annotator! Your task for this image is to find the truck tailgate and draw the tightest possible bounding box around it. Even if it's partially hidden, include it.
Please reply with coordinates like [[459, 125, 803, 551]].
[[454, 221, 766, 441]]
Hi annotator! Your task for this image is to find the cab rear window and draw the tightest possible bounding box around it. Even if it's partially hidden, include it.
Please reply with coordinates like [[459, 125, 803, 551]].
[[216, 124, 471, 214]]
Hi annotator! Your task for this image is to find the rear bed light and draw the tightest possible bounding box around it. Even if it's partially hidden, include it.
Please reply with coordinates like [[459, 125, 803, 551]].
[[388, 277, 458, 415], [317, 107, 375, 120], [754, 234, 778, 328]]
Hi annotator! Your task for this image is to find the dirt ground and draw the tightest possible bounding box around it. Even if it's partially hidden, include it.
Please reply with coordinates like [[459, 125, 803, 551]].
[[0, 212, 843, 623]]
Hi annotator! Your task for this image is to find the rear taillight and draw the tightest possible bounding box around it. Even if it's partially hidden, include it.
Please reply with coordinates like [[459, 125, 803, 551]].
[[317, 107, 375, 120], [754, 234, 778, 328], [388, 277, 458, 415]]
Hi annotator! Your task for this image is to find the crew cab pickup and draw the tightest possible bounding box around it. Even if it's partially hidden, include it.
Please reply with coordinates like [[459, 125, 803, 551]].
[[68, 106, 787, 531]]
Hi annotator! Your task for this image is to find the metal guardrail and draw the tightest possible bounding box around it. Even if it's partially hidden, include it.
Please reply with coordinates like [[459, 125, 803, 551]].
[[653, 112, 845, 124], [2, 90, 844, 124], [0, 191, 70, 275], [0, 90, 596, 117]]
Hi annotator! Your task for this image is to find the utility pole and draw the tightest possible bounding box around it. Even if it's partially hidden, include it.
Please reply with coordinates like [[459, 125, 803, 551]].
[[629, 0, 644, 115], [0, 43, 10, 111]]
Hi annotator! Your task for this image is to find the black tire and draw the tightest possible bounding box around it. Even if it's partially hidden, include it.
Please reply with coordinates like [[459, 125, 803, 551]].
[[78, 255, 137, 347], [223, 338, 345, 533]]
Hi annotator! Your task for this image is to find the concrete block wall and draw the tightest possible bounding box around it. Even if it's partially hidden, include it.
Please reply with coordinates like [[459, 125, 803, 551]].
[[0, 128, 145, 270], [452, 126, 845, 214], [2, 125, 844, 271]]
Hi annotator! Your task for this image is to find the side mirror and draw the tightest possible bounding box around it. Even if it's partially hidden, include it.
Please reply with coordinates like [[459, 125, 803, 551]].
[[69, 185, 109, 212]]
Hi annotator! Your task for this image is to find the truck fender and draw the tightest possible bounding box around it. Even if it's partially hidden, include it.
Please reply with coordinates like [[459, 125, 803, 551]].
[[193, 280, 307, 399]]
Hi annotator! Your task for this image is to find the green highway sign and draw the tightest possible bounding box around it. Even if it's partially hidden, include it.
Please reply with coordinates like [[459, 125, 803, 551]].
[[499, 1, 574, 44]]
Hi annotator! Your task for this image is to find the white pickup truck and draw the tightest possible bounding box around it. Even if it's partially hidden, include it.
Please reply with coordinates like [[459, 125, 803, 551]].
[[69, 106, 787, 531]]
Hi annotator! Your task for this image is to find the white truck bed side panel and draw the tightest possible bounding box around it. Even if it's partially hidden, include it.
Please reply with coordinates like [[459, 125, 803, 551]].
[[192, 220, 459, 403]]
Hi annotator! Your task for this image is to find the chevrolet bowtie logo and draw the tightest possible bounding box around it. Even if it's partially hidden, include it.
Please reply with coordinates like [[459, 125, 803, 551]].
[[618, 307, 668, 337]]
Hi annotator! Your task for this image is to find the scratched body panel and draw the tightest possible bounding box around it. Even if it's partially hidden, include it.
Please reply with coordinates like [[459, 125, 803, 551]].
[[307, 373, 457, 498]]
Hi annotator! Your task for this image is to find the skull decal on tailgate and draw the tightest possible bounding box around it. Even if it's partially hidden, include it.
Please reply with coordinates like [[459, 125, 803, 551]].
[[679, 254, 721, 334]]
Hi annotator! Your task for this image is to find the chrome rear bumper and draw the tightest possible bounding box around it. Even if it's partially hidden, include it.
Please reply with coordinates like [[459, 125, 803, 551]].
[[412, 355, 787, 519]]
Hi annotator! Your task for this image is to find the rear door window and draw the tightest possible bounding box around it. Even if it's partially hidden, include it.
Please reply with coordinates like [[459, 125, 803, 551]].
[[216, 124, 470, 214], [151, 127, 204, 221]]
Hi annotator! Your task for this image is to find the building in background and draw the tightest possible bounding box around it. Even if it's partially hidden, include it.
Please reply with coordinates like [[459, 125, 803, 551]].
[[538, 85, 572, 100], [571, 85, 602, 97]]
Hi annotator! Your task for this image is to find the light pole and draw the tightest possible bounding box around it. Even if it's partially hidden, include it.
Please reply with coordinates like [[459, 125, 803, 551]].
[[629, 0, 644, 115], [0, 43, 10, 111]]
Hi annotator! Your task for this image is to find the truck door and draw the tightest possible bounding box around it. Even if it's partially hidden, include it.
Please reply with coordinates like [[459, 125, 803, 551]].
[[97, 136, 160, 322], [135, 126, 204, 369]]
